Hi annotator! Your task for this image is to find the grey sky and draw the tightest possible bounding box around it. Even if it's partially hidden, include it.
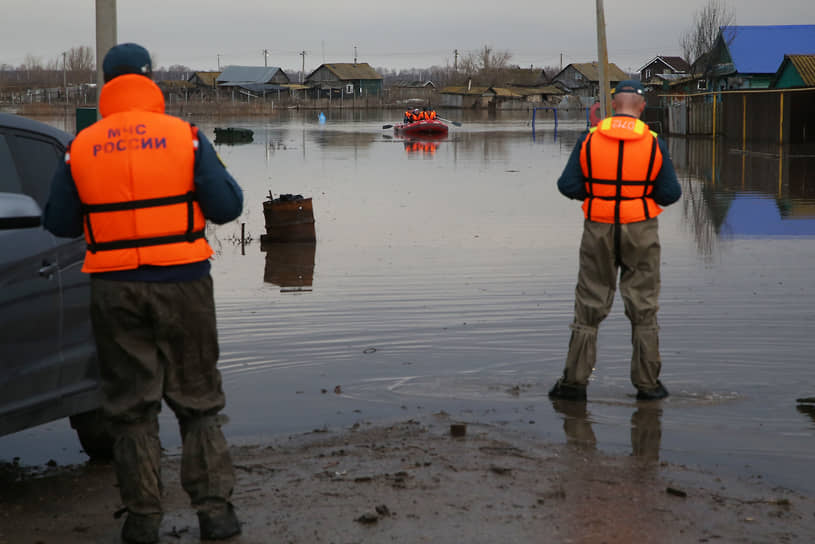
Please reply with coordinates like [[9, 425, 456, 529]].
[[2, 1, 813, 74]]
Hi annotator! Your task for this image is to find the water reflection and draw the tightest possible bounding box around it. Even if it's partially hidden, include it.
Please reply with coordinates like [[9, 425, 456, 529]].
[[796, 399, 815, 427], [397, 134, 446, 157], [671, 137, 815, 255], [550, 400, 662, 461], [261, 242, 316, 292]]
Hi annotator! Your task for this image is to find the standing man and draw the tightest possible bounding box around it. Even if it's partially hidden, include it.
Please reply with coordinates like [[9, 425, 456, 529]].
[[548, 80, 681, 402], [43, 43, 243, 543]]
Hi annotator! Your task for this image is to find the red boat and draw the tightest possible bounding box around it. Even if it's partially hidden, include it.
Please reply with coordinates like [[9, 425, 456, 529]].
[[393, 119, 449, 137]]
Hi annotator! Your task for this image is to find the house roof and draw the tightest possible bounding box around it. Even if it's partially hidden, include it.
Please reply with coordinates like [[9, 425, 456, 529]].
[[776, 54, 815, 86], [508, 85, 565, 96], [636, 56, 690, 73], [490, 87, 523, 98], [188, 71, 220, 86], [313, 63, 383, 80], [390, 80, 435, 88], [503, 68, 548, 87], [157, 80, 194, 90], [554, 62, 629, 84], [217, 66, 285, 85], [720, 25, 815, 74], [439, 85, 490, 95]]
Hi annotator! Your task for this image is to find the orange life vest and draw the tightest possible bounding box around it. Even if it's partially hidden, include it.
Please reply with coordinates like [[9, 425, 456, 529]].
[[67, 74, 213, 273], [579, 116, 663, 224]]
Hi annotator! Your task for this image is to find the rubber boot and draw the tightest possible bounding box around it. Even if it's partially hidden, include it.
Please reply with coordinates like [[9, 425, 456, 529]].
[[198, 502, 241, 540], [121, 513, 161, 544]]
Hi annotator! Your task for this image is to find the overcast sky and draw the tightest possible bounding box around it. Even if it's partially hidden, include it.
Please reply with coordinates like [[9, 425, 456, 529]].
[[2, 1, 813, 74]]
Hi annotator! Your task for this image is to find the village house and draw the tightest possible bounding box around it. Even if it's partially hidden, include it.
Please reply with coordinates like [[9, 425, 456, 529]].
[[187, 71, 221, 89], [387, 80, 436, 105], [216, 65, 291, 95], [305, 63, 383, 98], [637, 56, 690, 90], [772, 54, 815, 89], [438, 85, 490, 108], [550, 62, 629, 105], [698, 25, 815, 90], [503, 67, 549, 88]]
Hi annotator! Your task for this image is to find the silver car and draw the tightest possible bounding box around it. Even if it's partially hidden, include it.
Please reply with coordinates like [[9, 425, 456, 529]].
[[0, 113, 111, 459]]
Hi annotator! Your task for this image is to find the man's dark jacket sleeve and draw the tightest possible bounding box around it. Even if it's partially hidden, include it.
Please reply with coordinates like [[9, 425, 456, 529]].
[[556, 132, 589, 201], [556, 132, 681, 206], [43, 130, 244, 237], [193, 131, 243, 223]]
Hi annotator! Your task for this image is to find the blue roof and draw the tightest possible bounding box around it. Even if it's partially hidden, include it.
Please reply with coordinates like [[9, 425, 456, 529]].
[[722, 25, 815, 74]]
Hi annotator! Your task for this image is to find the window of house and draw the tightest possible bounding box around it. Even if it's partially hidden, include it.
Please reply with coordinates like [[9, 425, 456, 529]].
[[697, 79, 706, 90], [645, 69, 651, 79]]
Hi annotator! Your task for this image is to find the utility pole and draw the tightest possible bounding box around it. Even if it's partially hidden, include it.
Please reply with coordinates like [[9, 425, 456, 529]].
[[217, 54, 221, 70], [595, 0, 611, 118], [353, 45, 357, 64], [299, 50, 306, 83], [95, 0, 117, 112], [560, 52, 563, 71], [263, 49, 269, 67], [63, 51, 67, 105], [454, 49, 458, 71]]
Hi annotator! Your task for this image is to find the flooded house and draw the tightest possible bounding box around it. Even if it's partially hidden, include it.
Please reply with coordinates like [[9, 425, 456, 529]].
[[438, 85, 490, 108], [188, 71, 221, 90], [637, 55, 690, 90], [388, 80, 436, 105], [659, 25, 815, 142], [304, 63, 384, 99], [698, 24, 815, 91], [550, 61, 629, 106], [216, 65, 291, 97], [772, 54, 815, 90]]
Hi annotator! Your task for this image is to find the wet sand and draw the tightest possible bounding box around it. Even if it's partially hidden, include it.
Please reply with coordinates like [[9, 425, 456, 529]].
[[1, 413, 812, 544]]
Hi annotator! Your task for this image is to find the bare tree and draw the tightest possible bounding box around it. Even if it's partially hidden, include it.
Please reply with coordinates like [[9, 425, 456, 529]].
[[453, 45, 514, 86], [679, 0, 735, 66], [66, 45, 95, 85]]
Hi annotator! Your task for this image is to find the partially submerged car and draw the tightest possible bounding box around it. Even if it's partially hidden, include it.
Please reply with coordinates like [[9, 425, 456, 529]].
[[0, 112, 112, 459]]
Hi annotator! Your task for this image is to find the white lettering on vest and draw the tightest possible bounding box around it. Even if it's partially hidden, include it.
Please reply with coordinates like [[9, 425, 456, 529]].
[[611, 118, 636, 131]]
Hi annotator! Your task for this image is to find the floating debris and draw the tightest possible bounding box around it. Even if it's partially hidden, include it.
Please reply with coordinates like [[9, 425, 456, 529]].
[[214, 127, 253, 144], [261, 192, 316, 243]]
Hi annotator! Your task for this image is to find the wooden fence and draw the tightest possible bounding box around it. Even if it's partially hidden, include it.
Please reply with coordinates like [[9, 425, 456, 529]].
[[659, 88, 815, 145]]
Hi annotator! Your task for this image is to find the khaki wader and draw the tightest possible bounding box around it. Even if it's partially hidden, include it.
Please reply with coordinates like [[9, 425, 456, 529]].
[[560, 218, 662, 391], [90, 275, 236, 518]]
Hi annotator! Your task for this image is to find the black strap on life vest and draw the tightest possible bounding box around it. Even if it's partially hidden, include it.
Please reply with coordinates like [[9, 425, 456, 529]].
[[81, 191, 203, 253], [585, 133, 594, 219], [642, 135, 657, 220], [614, 141, 625, 268]]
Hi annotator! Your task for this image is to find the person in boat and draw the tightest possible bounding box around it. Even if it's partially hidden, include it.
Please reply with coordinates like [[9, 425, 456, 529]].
[[43, 43, 243, 544], [548, 79, 681, 403]]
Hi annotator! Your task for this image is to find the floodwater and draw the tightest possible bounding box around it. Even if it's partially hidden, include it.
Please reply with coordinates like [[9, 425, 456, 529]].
[[3, 109, 815, 495]]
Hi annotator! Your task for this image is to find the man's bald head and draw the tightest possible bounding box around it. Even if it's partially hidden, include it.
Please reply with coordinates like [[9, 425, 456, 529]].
[[612, 92, 646, 117]]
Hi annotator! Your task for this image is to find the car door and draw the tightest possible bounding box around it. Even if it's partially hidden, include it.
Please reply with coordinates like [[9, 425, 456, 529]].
[[7, 127, 97, 393], [0, 130, 62, 415]]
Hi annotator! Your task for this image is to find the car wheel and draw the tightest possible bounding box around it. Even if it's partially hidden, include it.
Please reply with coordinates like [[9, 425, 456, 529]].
[[69, 409, 115, 461]]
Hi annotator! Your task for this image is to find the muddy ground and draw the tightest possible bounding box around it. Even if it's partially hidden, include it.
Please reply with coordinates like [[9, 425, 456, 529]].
[[1, 413, 813, 544]]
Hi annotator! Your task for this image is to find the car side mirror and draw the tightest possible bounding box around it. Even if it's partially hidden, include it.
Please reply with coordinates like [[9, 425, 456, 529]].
[[0, 192, 42, 230]]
